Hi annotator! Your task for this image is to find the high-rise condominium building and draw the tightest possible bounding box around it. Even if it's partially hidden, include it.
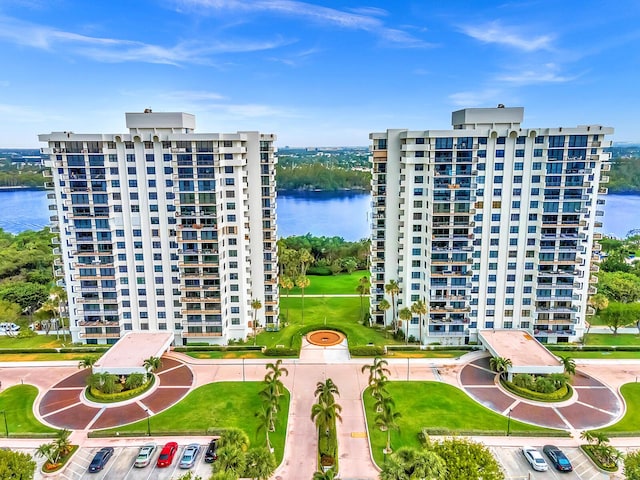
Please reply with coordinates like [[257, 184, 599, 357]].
[[40, 111, 278, 345], [369, 106, 612, 345]]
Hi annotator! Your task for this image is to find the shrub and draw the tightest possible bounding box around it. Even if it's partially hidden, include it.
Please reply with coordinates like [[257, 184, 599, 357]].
[[263, 347, 298, 357], [502, 380, 572, 402], [349, 345, 385, 357], [307, 266, 333, 276]]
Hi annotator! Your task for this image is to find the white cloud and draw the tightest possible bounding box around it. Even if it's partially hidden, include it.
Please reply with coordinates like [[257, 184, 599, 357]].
[[177, 0, 432, 48], [448, 89, 503, 107], [497, 63, 578, 85], [0, 15, 290, 65], [460, 21, 553, 51]]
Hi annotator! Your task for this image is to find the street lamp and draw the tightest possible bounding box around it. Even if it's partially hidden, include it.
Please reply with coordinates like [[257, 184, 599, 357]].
[[506, 408, 512, 436], [145, 409, 151, 437], [0, 410, 8, 437]]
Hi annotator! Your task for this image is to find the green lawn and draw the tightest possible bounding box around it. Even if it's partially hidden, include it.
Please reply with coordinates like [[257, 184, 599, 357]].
[[549, 349, 640, 359], [258, 296, 400, 348], [0, 335, 66, 349], [584, 334, 640, 346], [598, 383, 640, 435], [0, 385, 58, 435], [363, 382, 564, 466], [286, 270, 369, 295], [97, 382, 290, 462]]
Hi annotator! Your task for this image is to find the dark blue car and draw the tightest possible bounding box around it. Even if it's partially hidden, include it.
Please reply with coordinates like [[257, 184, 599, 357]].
[[88, 447, 114, 473], [543, 445, 573, 472]]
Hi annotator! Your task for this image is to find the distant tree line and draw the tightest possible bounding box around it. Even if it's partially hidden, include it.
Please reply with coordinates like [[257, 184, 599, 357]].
[[607, 157, 640, 194], [276, 163, 370, 192], [278, 234, 369, 274]]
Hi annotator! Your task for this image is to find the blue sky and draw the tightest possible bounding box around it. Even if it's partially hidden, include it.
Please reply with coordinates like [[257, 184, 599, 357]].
[[1, 0, 639, 147]]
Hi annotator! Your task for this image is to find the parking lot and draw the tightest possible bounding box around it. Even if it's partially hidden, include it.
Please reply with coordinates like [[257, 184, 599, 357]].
[[19, 443, 215, 480], [494, 446, 613, 479]]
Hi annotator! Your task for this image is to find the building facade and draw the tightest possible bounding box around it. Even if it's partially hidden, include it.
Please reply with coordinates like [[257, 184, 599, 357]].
[[369, 107, 612, 345], [40, 111, 278, 345]]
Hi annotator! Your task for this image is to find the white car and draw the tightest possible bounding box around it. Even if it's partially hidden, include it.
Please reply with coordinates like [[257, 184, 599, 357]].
[[522, 446, 549, 471], [0, 323, 20, 332], [134, 443, 157, 468]]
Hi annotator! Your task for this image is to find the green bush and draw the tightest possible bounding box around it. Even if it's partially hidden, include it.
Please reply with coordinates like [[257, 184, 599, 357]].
[[581, 445, 619, 472], [419, 427, 570, 440], [349, 345, 385, 356], [86, 376, 155, 403], [502, 380, 572, 402], [263, 347, 298, 357], [307, 266, 333, 276], [173, 345, 262, 352]]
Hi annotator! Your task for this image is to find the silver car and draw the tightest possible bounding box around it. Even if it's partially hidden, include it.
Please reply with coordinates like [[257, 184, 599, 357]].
[[522, 446, 549, 472], [179, 443, 200, 469], [134, 443, 157, 468]]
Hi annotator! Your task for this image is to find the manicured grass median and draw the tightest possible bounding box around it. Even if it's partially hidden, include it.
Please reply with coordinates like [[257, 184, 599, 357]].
[[258, 296, 399, 349], [364, 382, 564, 466], [584, 333, 640, 346], [97, 382, 290, 462], [0, 385, 57, 435], [598, 383, 640, 435], [0, 335, 66, 349], [287, 270, 369, 295]]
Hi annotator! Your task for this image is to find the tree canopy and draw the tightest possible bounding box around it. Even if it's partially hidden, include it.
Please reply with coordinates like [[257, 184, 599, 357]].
[[0, 449, 36, 480]]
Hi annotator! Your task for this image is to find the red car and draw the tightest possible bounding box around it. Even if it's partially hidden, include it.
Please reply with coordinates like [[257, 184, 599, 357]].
[[156, 442, 178, 468]]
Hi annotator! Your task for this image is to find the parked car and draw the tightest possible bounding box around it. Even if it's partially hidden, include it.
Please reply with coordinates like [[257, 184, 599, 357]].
[[0, 323, 20, 332], [204, 439, 218, 463], [543, 444, 573, 472], [134, 443, 157, 468], [88, 447, 114, 473], [522, 446, 549, 472], [179, 443, 200, 469], [157, 442, 179, 468]]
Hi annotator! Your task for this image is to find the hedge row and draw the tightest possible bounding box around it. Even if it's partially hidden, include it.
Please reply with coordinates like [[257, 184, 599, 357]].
[[349, 346, 385, 357], [0, 346, 109, 354], [419, 427, 570, 440], [86, 377, 155, 403], [549, 345, 640, 352], [263, 347, 298, 357], [173, 345, 263, 352], [501, 381, 573, 402], [89, 428, 222, 438]]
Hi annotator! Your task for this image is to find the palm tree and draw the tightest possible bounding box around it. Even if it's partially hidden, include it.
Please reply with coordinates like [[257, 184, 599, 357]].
[[251, 298, 262, 345], [379, 456, 409, 480], [278, 276, 294, 326], [36, 443, 57, 466], [375, 399, 401, 454], [385, 280, 400, 333], [378, 299, 391, 327], [362, 357, 390, 387], [489, 356, 512, 380], [143, 356, 162, 375], [312, 468, 336, 480], [53, 429, 72, 459], [581, 429, 596, 445], [411, 299, 427, 344], [209, 471, 237, 480], [244, 447, 276, 480], [398, 307, 412, 343], [412, 448, 447, 479], [256, 404, 276, 450], [218, 427, 250, 452], [548, 372, 569, 389], [315, 378, 340, 405], [356, 276, 371, 324], [77, 355, 97, 370], [560, 355, 576, 376], [371, 375, 389, 403], [259, 380, 280, 418], [264, 359, 288, 394], [39, 299, 60, 339], [311, 400, 343, 437], [298, 248, 314, 276], [50, 285, 68, 341], [296, 275, 311, 326], [214, 444, 246, 475]]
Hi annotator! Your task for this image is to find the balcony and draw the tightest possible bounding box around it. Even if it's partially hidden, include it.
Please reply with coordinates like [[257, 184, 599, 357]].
[[600, 176, 609, 183], [593, 233, 603, 240], [588, 286, 598, 295], [589, 275, 599, 284], [79, 332, 121, 338], [598, 187, 608, 195], [182, 331, 223, 337]]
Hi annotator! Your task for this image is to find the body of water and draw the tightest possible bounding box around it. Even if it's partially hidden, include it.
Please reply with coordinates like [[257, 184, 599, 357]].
[[0, 189, 638, 240]]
